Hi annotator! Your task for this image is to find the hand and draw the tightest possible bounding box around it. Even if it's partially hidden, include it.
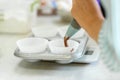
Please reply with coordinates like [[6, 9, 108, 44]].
[[71, 0, 104, 41]]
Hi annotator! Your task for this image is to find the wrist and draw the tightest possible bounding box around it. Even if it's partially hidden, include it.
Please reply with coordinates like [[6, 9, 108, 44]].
[[87, 18, 104, 42]]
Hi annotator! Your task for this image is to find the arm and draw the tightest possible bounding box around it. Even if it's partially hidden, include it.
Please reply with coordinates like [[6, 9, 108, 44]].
[[71, 0, 104, 41]]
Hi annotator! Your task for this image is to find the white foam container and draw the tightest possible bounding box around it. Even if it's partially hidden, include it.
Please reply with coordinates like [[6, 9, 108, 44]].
[[14, 36, 91, 63], [48, 39, 79, 54], [32, 26, 58, 38], [16, 38, 48, 53]]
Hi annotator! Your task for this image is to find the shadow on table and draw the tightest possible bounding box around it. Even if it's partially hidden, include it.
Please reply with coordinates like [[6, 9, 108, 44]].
[[18, 60, 90, 70], [14, 60, 98, 75]]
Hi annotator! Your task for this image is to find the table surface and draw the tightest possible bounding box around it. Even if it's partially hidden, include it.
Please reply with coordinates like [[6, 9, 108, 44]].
[[0, 34, 120, 80], [0, 16, 120, 80]]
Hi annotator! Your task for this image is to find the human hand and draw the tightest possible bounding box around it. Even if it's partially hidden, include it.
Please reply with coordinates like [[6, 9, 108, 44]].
[[71, 0, 104, 41]]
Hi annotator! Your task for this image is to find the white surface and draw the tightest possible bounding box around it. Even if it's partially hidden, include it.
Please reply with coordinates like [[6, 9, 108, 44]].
[[49, 39, 79, 54], [17, 38, 48, 53]]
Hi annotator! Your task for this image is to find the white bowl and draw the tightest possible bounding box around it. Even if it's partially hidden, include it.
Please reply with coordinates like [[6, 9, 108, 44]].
[[48, 39, 79, 54], [32, 27, 58, 38], [17, 38, 48, 53], [58, 27, 85, 39]]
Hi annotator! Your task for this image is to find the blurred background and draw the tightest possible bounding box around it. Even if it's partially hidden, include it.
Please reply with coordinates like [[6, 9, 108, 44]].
[[0, 0, 73, 34]]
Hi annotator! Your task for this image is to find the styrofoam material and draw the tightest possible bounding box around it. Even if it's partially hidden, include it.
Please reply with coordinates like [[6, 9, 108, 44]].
[[32, 27, 58, 38], [49, 39, 79, 54], [16, 38, 48, 53], [14, 36, 98, 64], [58, 27, 85, 39]]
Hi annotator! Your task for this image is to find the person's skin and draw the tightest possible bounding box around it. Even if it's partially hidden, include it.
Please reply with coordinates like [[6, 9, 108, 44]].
[[71, 0, 104, 41]]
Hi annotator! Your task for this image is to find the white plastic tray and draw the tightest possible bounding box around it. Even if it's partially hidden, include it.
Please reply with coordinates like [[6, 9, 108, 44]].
[[14, 36, 88, 62]]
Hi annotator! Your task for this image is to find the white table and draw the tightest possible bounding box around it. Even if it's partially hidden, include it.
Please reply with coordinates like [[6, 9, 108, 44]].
[[0, 34, 120, 80]]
